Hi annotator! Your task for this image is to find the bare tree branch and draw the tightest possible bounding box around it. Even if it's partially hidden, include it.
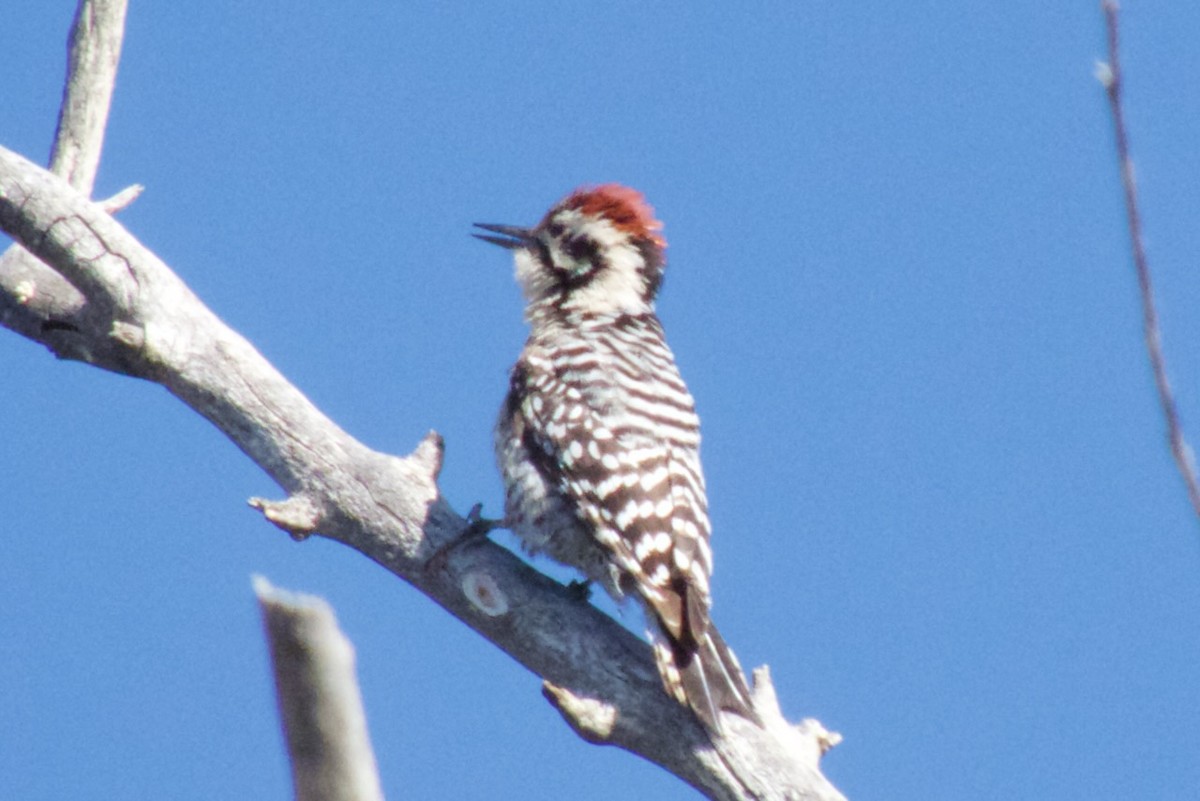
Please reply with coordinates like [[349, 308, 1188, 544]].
[[1098, 1, 1200, 520], [0, 0, 131, 369], [0, 4, 845, 799], [51, 0, 128, 194], [255, 577, 386, 801]]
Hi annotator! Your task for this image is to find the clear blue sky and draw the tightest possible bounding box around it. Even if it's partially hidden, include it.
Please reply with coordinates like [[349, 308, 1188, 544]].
[[4, 3, 1200, 799]]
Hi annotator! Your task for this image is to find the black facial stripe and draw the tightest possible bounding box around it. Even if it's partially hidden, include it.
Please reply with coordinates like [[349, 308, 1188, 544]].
[[534, 232, 605, 295], [561, 248, 606, 292]]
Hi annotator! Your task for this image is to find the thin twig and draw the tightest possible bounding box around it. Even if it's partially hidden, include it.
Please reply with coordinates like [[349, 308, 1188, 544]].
[[99, 183, 143, 213], [1098, 0, 1200, 519]]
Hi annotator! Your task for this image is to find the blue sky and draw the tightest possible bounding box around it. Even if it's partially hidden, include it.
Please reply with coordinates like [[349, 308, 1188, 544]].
[[4, 3, 1200, 799]]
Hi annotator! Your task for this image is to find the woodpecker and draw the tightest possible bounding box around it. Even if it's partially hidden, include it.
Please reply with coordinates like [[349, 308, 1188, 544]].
[[475, 184, 758, 733]]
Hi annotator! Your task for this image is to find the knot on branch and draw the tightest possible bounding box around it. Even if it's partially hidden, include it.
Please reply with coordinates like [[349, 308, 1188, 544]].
[[542, 681, 618, 744], [12, 278, 36, 304], [462, 570, 509, 616], [110, 319, 143, 349], [795, 718, 842, 757], [250, 494, 325, 540]]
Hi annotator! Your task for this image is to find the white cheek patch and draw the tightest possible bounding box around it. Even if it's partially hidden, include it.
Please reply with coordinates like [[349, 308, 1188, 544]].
[[514, 249, 555, 305], [568, 247, 649, 314], [559, 217, 653, 316]]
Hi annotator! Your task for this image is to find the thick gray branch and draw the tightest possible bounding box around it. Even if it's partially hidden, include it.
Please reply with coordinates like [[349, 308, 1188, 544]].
[[0, 146, 844, 801], [255, 576, 386, 801]]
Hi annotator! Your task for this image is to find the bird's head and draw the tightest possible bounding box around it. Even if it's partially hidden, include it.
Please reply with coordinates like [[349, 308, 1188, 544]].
[[475, 184, 667, 318]]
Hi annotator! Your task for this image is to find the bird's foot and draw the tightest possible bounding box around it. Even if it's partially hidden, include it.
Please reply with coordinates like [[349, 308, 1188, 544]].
[[565, 578, 593, 603]]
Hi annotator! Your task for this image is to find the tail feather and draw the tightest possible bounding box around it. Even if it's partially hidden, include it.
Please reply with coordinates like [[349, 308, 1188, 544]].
[[651, 616, 760, 733]]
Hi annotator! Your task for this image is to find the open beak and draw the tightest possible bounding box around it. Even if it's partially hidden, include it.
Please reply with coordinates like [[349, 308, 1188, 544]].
[[472, 223, 534, 250]]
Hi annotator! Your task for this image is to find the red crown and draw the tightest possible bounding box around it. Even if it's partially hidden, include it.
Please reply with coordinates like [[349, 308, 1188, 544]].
[[561, 184, 666, 249]]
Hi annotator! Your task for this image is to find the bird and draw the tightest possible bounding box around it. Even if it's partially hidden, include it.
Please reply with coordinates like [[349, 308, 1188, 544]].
[[474, 184, 758, 733]]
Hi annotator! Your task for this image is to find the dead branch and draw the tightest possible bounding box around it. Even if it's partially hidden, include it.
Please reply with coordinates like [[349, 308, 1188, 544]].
[[1098, 0, 1200, 520], [256, 576, 386, 801]]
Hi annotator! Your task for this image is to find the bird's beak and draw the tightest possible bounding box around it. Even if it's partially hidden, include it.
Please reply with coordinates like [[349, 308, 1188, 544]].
[[472, 223, 534, 250]]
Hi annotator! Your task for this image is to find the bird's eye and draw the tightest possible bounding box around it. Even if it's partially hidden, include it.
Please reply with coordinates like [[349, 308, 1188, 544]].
[[564, 235, 599, 267]]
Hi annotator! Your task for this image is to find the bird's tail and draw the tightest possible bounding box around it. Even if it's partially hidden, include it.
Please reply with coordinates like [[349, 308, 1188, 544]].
[[651, 613, 760, 734]]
